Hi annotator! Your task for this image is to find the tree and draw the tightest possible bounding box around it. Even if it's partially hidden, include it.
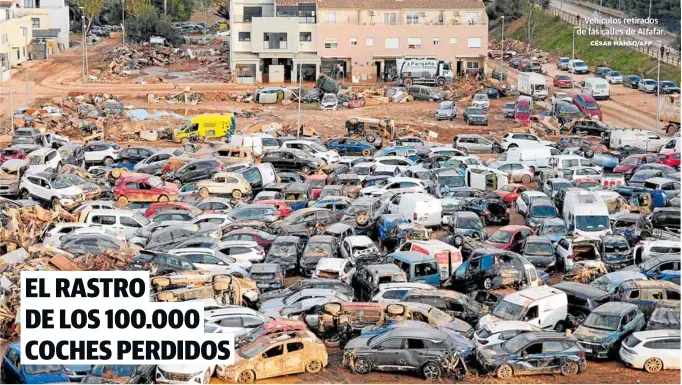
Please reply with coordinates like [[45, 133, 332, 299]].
[[74, 0, 105, 33], [523, 0, 550, 48], [125, 4, 183, 45], [125, 0, 150, 17], [214, 0, 229, 20]]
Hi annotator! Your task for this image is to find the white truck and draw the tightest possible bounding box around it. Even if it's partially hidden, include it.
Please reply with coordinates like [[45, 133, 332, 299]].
[[396, 58, 453, 87], [517, 72, 548, 100], [661, 94, 680, 135]]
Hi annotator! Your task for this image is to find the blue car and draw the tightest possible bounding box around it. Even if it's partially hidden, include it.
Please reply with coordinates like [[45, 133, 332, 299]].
[[590, 153, 619, 171], [622, 254, 680, 279], [659, 270, 680, 285], [381, 251, 440, 286], [1, 343, 69, 384], [326, 137, 376, 156], [374, 146, 420, 163], [375, 214, 409, 244], [613, 185, 667, 208]]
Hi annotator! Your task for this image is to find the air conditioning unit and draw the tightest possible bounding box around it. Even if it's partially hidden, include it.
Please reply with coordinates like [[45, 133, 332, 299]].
[[369, 11, 377, 16]]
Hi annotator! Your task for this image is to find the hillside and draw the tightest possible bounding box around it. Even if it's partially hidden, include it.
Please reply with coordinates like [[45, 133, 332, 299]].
[[504, 12, 681, 84]]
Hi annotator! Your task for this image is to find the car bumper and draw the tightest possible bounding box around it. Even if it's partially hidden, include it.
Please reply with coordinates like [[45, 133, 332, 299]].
[[579, 341, 612, 359]]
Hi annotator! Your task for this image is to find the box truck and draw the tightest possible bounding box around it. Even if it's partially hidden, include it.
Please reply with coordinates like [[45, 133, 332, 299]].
[[517, 72, 548, 100]]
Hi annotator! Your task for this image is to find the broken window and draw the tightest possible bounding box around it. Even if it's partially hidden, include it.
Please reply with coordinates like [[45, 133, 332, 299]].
[[263, 344, 284, 358], [287, 342, 304, 353], [407, 339, 425, 349]]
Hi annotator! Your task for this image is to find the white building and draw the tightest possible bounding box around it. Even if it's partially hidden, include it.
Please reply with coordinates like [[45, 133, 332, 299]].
[[20, 0, 69, 48]]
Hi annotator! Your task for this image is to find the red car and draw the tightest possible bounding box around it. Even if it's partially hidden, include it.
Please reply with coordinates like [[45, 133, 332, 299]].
[[114, 174, 179, 205], [553, 74, 573, 88], [514, 99, 531, 123], [222, 229, 277, 251], [257, 199, 293, 218], [657, 152, 680, 168], [572, 93, 603, 121], [0, 147, 30, 165], [306, 174, 328, 200], [484, 225, 534, 251], [613, 154, 659, 178], [572, 179, 601, 189], [494, 184, 529, 207], [144, 201, 202, 217]]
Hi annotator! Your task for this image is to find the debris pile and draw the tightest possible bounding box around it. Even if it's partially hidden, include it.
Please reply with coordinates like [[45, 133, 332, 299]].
[[165, 87, 205, 105], [488, 39, 551, 63], [99, 43, 183, 79]]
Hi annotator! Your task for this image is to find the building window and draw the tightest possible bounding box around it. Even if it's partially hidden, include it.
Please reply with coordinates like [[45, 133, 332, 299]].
[[324, 12, 337, 23], [385, 37, 399, 49], [350, 38, 357, 46], [298, 4, 316, 23], [449, 38, 457, 46], [243, 7, 263, 22], [406, 12, 419, 24], [264, 33, 287, 49], [366, 37, 374, 46], [324, 38, 338, 49], [24, 0, 38, 8], [238, 32, 251, 42], [31, 18, 40, 28], [383, 12, 397, 25], [466, 12, 481, 24], [300, 32, 312, 42], [468, 37, 482, 48], [407, 38, 422, 49], [276, 6, 297, 17], [467, 61, 480, 69], [433, 38, 440, 46]]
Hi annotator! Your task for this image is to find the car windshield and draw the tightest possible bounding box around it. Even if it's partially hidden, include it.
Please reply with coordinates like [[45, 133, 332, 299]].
[[557, 75, 571, 80], [60, 174, 84, 185], [516, 105, 529, 113], [239, 339, 270, 359], [579, 182, 599, 189], [148, 176, 165, 188], [525, 241, 554, 256], [584, 101, 599, 110], [503, 334, 532, 353], [575, 215, 609, 231], [468, 108, 484, 114], [492, 300, 524, 321], [439, 175, 465, 187], [89, 365, 136, 378], [346, 203, 370, 215], [500, 185, 516, 192], [605, 241, 630, 253], [531, 205, 557, 218], [304, 242, 333, 257], [661, 81, 677, 87], [308, 179, 325, 188], [24, 365, 64, 375], [584, 313, 621, 331], [504, 102, 515, 109], [590, 275, 614, 292], [28, 155, 43, 165], [541, 224, 568, 236], [456, 216, 483, 230], [50, 178, 71, 189], [269, 242, 297, 256], [610, 72, 621, 77], [489, 229, 513, 243], [621, 157, 640, 165], [353, 167, 372, 175]]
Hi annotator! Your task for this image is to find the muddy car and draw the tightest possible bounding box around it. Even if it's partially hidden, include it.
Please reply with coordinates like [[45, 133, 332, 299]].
[[264, 236, 303, 275], [352, 264, 408, 301], [317, 302, 386, 345], [249, 263, 285, 293], [82, 365, 156, 384], [216, 330, 328, 383], [341, 196, 387, 237], [339, 235, 382, 266], [646, 302, 680, 331], [300, 235, 339, 276], [345, 117, 397, 145], [258, 278, 354, 304], [363, 302, 474, 339], [151, 272, 260, 307], [446, 249, 540, 292], [236, 319, 309, 348], [344, 327, 467, 380], [573, 302, 645, 360], [402, 289, 488, 325], [0, 159, 27, 197]]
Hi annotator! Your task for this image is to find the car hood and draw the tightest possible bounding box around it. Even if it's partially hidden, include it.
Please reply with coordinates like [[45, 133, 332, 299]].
[[258, 297, 285, 312], [574, 326, 613, 343], [61, 185, 85, 196], [523, 254, 555, 267], [345, 335, 371, 350], [620, 264, 640, 272]]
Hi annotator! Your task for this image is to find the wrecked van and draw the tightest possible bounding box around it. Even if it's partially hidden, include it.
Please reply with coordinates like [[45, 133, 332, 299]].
[[478, 286, 568, 332], [351, 264, 408, 301], [0, 159, 27, 197], [445, 249, 540, 292]]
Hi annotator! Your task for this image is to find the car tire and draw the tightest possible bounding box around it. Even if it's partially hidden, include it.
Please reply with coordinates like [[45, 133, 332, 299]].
[[644, 357, 663, 373], [483, 277, 493, 290], [521, 174, 532, 184], [554, 321, 565, 332], [301, 166, 311, 175], [117, 196, 129, 206], [20, 189, 30, 200], [496, 364, 513, 379], [362, 149, 372, 156], [232, 190, 242, 199], [173, 179, 182, 188], [421, 362, 441, 380], [306, 360, 323, 374], [508, 144, 518, 148], [237, 369, 255, 383], [561, 361, 579, 376], [453, 235, 464, 247], [353, 357, 372, 375], [104, 157, 114, 166], [456, 147, 468, 154], [158, 195, 169, 202], [199, 187, 210, 198]]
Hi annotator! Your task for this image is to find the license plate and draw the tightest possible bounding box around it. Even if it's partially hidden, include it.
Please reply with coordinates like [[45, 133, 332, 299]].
[[133, 264, 143, 268], [584, 348, 592, 353]]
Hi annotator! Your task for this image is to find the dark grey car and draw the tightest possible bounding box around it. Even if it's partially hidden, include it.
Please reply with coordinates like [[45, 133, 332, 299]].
[[463, 107, 488, 126], [60, 233, 124, 255], [265, 235, 304, 274], [408, 85, 444, 102], [145, 223, 220, 251], [502, 102, 516, 118]]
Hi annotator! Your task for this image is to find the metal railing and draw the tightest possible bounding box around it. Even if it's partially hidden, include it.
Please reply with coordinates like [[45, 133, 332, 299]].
[[549, 7, 681, 66]]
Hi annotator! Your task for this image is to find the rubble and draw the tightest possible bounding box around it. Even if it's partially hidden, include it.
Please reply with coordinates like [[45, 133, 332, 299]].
[[488, 39, 551, 64], [99, 44, 182, 79]]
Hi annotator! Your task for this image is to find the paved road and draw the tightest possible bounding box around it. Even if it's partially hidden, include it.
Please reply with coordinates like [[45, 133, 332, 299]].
[[550, 0, 678, 54]]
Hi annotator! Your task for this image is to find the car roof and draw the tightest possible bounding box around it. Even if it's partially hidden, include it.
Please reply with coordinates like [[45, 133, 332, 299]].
[[364, 264, 403, 274], [377, 327, 446, 341], [389, 251, 436, 263], [621, 280, 679, 289], [483, 320, 540, 333], [250, 263, 280, 272], [594, 301, 637, 316], [632, 329, 680, 340], [552, 282, 608, 298]]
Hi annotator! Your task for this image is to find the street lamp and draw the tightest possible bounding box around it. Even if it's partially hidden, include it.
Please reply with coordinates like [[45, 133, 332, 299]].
[[80, 7, 85, 87], [571, 26, 579, 90], [20, 26, 29, 109], [656, 40, 662, 131], [500, 16, 505, 68], [297, 43, 303, 138], [7, 45, 13, 133], [122, 0, 126, 45]]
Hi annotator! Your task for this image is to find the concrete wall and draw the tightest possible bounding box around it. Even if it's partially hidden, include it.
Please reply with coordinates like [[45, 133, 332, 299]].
[[0, 16, 34, 65]]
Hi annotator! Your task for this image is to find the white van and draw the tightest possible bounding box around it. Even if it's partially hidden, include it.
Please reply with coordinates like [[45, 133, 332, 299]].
[[398, 239, 462, 280], [237, 163, 277, 192], [548, 155, 601, 171], [467, 168, 509, 191], [478, 286, 568, 331], [80, 208, 151, 239], [562, 190, 611, 238], [251, 133, 279, 152], [609, 129, 668, 152], [660, 137, 681, 154], [228, 134, 264, 157], [581, 77, 610, 100], [391, 192, 442, 227], [505, 146, 561, 170]]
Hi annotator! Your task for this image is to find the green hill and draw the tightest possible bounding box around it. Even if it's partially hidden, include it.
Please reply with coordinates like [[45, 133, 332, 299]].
[[506, 12, 680, 84]]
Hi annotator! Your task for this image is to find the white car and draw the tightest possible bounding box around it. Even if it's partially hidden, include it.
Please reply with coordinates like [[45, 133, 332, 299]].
[[25, 148, 63, 174], [320, 93, 338, 110], [192, 214, 233, 228], [500, 133, 555, 150], [215, 30, 231, 37], [339, 235, 380, 263], [167, 248, 251, 275], [280, 140, 340, 164], [472, 93, 490, 109], [312, 258, 355, 284], [428, 147, 467, 158], [473, 320, 542, 350], [42, 222, 90, 246], [359, 176, 426, 197], [370, 282, 436, 303], [204, 306, 269, 336], [633, 240, 681, 265], [605, 71, 623, 84], [515, 191, 552, 216], [561, 167, 603, 182], [19, 172, 85, 209], [620, 330, 680, 373], [373, 156, 416, 174], [83, 141, 120, 166], [156, 365, 213, 384], [488, 161, 535, 184], [216, 240, 265, 263], [550, 92, 572, 106]]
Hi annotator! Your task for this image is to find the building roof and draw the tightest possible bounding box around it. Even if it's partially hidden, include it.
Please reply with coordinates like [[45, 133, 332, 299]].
[[313, 0, 485, 9], [32, 29, 61, 38]]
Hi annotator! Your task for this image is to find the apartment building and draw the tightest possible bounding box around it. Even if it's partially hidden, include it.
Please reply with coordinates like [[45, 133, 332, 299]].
[[229, 0, 320, 83], [0, 0, 36, 69], [19, 0, 69, 48], [317, 0, 488, 82]]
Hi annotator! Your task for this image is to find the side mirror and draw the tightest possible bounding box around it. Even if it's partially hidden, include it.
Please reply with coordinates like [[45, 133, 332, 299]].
[[217, 261, 225, 266]]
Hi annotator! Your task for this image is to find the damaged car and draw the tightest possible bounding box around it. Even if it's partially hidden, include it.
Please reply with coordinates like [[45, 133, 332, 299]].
[[600, 235, 634, 271], [300, 235, 339, 276], [401, 289, 488, 325], [340, 235, 382, 266], [258, 278, 354, 304], [264, 236, 303, 275], [461, 197, 510, 226], [352, 264, 408, 301], [573, 302, 645, 360], [445, 249, 540, 292]]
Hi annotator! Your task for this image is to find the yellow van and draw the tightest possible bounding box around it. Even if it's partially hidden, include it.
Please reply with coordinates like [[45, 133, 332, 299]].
[[173, 113, 236, 143]]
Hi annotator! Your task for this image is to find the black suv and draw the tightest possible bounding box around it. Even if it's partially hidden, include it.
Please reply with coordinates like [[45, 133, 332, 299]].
[[118, 146, 156, 165], [164, 159, 222, 187], [650, 208, 681, 234], [128, 250, 196, 275]]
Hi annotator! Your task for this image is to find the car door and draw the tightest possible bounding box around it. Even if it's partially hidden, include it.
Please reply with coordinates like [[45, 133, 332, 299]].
[[463, 258, 480, 292], [284, 342, 305, 375], [373, 337, 406, 366], [32, 177, 51, 201], [1, 347, 21, 384], [516, 342, 544, 373], [260, 343, 286, 378]]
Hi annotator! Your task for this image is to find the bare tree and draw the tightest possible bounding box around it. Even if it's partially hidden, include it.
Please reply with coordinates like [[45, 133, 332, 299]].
[[524, 0, 550, 48]]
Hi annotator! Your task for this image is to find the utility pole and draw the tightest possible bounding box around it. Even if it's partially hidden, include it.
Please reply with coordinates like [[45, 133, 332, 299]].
[[8, 45, 13, 133], [164, 0, 167, 17], [21, 26, 28, 109], [297, 43, 302, 138], [122, 0, 126, 45], [80, 9, 86, 87], [648, 0, 653, 19], [656, 41, 661, 131], [572, 26, 578, 90], [501, 16, 505, 68]]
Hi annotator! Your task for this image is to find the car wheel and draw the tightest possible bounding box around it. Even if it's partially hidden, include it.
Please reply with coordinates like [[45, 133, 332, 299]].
[[301, 166, 311, 175], [584, 149, 594, 158], [456, 147, 468, 154], [496, 364, 513, 379], [199, 187, 210, 198], [561, 361, 579, 376], [20, 189, 30, 200], [483, 277, 493, 290], [117, 195, 129, 206], [237, 369, 255, 383], [508, 143, 518, 148], [521, 174, 532, 184], [232, 190, 243, 199], [554, 321, 565, 332], [644, 357, 663, 373], [173, 179, 182, 188], [104, 157, 114, 166], [306, 360, 323, 374], [362, 149, 372, 157], [421, 362, 441, 380], [353, 357, 372, 375], [111, 168, 122, 179], [453, 235, 464, 247], [158, 195, 169, 202]]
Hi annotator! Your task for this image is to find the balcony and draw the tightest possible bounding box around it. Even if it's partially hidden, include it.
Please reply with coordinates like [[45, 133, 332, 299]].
[[263, 41, 288, 50]]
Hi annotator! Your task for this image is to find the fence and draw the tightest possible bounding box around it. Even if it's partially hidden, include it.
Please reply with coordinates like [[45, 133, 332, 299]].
[[549, 7, 681, 66]]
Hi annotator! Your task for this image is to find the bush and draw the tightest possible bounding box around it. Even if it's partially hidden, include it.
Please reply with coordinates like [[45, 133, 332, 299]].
[[125, 5, 183, 46]]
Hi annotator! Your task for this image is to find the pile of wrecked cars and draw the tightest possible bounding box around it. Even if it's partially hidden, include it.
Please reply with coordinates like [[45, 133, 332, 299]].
[[1, 107, 679, 384]]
